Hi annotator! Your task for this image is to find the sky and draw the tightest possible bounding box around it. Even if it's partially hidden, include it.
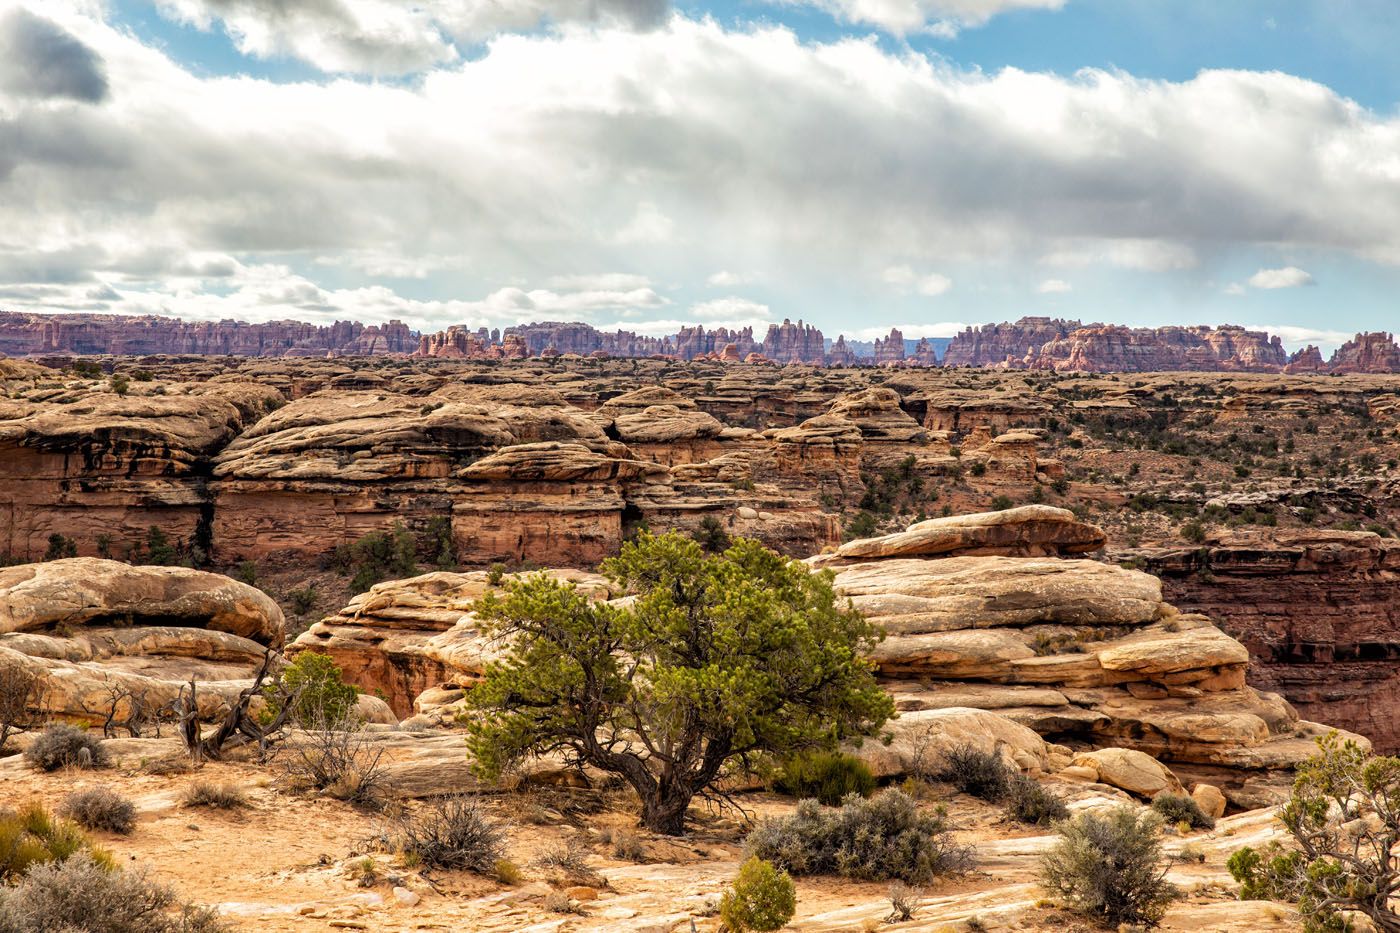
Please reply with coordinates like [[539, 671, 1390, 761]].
[[2, 1, 1399, 353]]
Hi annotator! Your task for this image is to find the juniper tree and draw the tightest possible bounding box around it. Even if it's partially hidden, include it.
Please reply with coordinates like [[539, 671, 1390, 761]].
[[465, 532, 892, 834]]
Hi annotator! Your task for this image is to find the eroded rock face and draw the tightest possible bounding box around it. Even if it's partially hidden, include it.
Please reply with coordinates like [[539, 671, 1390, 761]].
[[0, 559, 285, 726], [1139, 530, 1400, 752]]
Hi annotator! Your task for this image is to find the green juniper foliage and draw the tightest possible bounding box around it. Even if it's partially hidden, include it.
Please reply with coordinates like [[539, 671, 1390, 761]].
[[465, 531, 893, 834], [1229, 731, 1400, 932]]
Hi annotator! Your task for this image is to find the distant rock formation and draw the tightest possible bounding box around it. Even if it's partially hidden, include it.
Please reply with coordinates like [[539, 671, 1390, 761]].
[[4, 307, 1400, 373]]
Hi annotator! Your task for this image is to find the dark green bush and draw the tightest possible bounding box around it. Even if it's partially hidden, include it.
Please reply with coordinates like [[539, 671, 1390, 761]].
[[333, 524, 417, 594], [774, 750, 875, 807], [1150, 792, 1214, 830], [266, 652, 358, 727], [24, 725, 107, 772], [745, 790, 972, 884], [934, 743, 1012, 801], [1004, 775, 1068, 825]]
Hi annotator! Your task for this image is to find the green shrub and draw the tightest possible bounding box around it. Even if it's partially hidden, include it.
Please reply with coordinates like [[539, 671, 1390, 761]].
[[719, 856, 796, 933], [42, 534, 77, 562], [267, 652, 358, 727], [24, 724, 107, 772], [1228, 732, 1400, 932], [774, 750, 875, 807], [691, 515, 731, 554], [334, 523, 417, 594], [745, 790, 972, 884], [59, 789, 136, 835], [234, 561, 257, 586], [990, 494, 1014, 511], [0, 803, 112, 882], [1039, 805, 1177, 927], [143, 526, 178, 566], [1150, 792, 1214, 830], [1004, 775, 1068, 825], [934, 743, 1012, 801], [0, 853, 227, 932], [419, 516, 456, 571], [288, 586, 318, 617]]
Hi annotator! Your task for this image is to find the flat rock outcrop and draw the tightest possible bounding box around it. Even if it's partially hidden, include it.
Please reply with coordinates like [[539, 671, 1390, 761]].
[[811, 505, 1104, 566]]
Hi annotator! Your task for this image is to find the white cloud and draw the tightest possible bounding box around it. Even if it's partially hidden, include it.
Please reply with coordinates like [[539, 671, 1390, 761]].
[[848, 321, 966, 339], [1224, 282, 1247, 296], [1041, 239, 1198, 272], [1248, 266, 1316, 289], [152, 0, 668, 74], [883, 266, 952, 295], [1262, 324, 1351, 351], [598, 315, 772, 336], [706, 270, 752, 287], [795, 0, 1065, 38], [2, 6, 1398, 333], [1036, 278, 1071, 294], [690, 296, 770, 319], [546, 272, 653, 290], [612, 202, 675, 245]]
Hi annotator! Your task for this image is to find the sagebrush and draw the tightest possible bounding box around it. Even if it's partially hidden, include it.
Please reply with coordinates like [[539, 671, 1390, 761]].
[[1039, 805, 1177, 927], [745, 789, 972, 884], [23, 724, 107, 772]]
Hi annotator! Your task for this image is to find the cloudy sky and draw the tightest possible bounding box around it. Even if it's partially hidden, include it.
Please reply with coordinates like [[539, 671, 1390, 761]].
[[2, 0, 1399, 351]]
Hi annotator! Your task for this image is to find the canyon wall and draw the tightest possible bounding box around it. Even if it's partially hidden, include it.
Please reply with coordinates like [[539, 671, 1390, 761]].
[[1140, 531, 1400, 752]]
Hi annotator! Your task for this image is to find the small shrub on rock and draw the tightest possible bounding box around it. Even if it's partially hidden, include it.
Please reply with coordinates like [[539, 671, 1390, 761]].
[[1039, 805, 1178, 927], [1150, 792, 1214, 830], [719, 856, 796, 933], [59, 789, 136, 835], [1004, 775, 1069, 826], [392, 797, 505, 874], [746, 789, 972, 884], [934, 743, 1012, 801], [774, 750, 875, 807], [24, 724, 107, 772], [180, 782, 248, 810], [0, 853, 228, 932]]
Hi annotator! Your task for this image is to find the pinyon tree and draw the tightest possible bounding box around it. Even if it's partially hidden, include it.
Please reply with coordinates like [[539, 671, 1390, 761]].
[[465, 531, 893, 834]]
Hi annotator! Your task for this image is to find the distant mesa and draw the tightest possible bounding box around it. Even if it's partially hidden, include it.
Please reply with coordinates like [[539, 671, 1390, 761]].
[[0, 309, 1397, 373]]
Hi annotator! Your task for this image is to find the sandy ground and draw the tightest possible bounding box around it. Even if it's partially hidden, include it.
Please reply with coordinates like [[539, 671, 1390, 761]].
[[0, 741, 1300, 932]]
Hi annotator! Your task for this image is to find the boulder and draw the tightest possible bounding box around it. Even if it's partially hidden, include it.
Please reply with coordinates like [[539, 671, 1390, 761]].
[[853, 707, 1055, 778], [1071, 748, 1183, 797], [1191, 783, 1228, 820]]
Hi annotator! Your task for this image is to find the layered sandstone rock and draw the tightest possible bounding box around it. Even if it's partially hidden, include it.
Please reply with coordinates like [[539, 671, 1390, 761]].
[[290, 569, 609, 715], [1328, 332, 1400, 373], [0, 310, 414, 358], [819, 511, 1357, 805], [1138, 530, 1400, 752], [0, 382, 283, 560], [811, 505, 1103, 566], [0, 558, 286, 725]]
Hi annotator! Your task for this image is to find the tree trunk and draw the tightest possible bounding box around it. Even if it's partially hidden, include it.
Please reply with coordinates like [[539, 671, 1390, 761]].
[[639, 784, 693, 835]]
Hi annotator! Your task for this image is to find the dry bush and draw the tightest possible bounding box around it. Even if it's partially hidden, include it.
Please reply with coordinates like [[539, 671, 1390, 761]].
[[180, 782, 249, 810], [0, 803, 112, 882], [1150, 792, 1214, 830], [885, 882, 923, 922], [609, 830, 646, 862], [0, 663, 46, 750], [390, 797, 506, 874], [533, 839, 605, 888], [0, 853, 228, 932], [542, 890, 584, 914], [59, 789, 136, 835], [934, 743, 1012, 801], [23, 725, 107, 772], [277, 715, 384, 805], [1040, 805, 1178, 927], [1004, 775, 1069, 825]]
